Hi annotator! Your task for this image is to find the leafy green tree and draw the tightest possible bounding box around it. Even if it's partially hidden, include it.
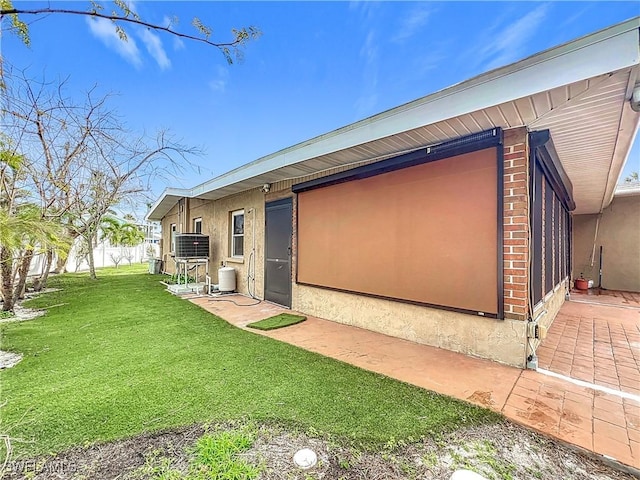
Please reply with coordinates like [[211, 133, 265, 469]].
[[0, 146, 68, 299], [0, 145, 69, 310], [624, 171, 639, 183]]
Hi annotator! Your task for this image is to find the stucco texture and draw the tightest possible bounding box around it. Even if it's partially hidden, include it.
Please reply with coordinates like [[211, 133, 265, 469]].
[[160, 190, 266, 296], [293, 284, 527, 367], [573, 194, 640, 292], [530, 280, 569, 355]]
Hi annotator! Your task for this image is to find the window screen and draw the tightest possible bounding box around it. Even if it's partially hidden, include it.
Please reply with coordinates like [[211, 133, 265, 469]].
[[231, 210, 244, 257], [530, 135, 573, 308], [296, 147, 500, 315]]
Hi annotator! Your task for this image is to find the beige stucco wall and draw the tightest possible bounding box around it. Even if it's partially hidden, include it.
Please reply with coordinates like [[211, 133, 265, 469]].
[[161, 203, 179, 273], [530, 279, 569, 357], [292, 284, 528, 367], [160, 190, 266, 295], [572, 194, 640, 292]]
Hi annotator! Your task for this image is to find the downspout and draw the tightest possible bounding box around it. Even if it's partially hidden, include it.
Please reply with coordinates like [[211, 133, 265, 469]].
[[589, 214, 602, 268], [526, 132, 538, 370]]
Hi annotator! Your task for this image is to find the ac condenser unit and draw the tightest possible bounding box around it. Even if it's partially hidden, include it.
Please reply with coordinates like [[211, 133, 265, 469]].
[[175, 234, 210, 258]]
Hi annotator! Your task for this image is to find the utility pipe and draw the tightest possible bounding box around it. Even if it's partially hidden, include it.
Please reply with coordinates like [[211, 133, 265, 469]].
[[589, 214, 602, 267]]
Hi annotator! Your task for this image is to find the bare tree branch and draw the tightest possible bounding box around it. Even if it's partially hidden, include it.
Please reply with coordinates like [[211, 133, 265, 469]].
[[1, 6, 261, 63], [1, 67, 203, 283]]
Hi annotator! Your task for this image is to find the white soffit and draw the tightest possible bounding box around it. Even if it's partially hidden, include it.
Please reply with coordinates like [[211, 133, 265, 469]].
[[146, 18, 640, 221]]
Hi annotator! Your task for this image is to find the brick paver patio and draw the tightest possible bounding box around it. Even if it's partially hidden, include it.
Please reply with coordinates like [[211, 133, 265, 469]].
[[537, 290, 640, 396], [187, 292, 640, 471]]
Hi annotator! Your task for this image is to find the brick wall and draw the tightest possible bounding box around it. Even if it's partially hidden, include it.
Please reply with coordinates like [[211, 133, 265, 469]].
[[503, 128, 529, 321]]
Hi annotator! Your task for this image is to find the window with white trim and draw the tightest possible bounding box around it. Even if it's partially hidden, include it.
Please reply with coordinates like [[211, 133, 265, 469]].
[[170, 223, 177, 253], [230, 210, 244, 257], [193, 217, 202, 234]]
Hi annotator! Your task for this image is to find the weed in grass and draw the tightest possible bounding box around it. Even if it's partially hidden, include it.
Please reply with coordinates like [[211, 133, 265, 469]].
[[421, 450, 438, 469], [472, 440, 516, 480], [398, 458, 418, 478], [337, 455, 350, 470], [190, 429, 259, 479], [525, 464, 544, 479], [135, 449, 183, 479], [0, 310, 15, 320], [135, 429, 259, 480]]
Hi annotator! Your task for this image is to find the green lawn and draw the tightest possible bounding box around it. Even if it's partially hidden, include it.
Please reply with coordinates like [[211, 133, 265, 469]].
[[0, 265, 497, 457]]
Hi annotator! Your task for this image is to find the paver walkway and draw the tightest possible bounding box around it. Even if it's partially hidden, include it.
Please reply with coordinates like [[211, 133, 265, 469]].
[[537, 290, 640, 396], [186, 293, 640, 471]]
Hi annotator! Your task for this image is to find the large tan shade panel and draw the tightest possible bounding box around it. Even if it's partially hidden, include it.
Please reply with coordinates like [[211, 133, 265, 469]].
[[297, 147, 499, 314]]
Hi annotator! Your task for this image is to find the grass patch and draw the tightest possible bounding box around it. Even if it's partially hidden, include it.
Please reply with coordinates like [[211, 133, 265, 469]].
[[0, 266, 498, 458], [135, 426, 259, 480], [247, 313, 306, 331]]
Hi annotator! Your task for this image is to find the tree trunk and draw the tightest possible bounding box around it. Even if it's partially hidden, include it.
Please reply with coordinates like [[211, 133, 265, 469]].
[[33, 248, 54, 291], [86, 234, 97, 280], [1, 247, 15, 311], [53, 250, 68, 274], [13, 249, 34, 303]]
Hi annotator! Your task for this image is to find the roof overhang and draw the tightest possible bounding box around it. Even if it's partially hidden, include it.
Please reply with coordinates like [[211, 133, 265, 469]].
[[147, 17, 640, 221], [146, 188, 189, 222], [615, 182, 640, 197]]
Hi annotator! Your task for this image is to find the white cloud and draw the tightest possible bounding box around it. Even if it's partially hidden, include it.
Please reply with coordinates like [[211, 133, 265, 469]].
[[360, 30, 378, 65], [209, 65, 229, 93], [355, 30, 379, 116], [349, 1, 380, 23], [392, 5, 433, 44], [86, 16, 142, 68], [478, 3, 550, 71], [125, 0, 138, 14], [160, 15, 185, 51], [415, 49, 446, 75], [173, 37, 186, 51], [139, 29, 171, 70]]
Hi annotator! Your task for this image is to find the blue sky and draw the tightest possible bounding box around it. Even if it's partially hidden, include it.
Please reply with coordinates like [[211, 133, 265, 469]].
[[4, 1, 640, 199]]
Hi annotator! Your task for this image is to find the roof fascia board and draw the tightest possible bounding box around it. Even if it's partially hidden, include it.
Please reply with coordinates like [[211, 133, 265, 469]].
[[145, 188, 189, 221], [615, 183, 640, 197]]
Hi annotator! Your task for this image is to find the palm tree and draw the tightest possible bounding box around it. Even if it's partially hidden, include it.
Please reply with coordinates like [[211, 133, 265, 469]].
[[0, 146, 70, 311], [0, 204, 69, 311], [100, 217, 145, 267]]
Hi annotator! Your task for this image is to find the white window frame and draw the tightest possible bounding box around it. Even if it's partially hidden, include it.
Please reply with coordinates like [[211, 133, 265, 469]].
[[170, 223, 177, 253], [230, 209, 244, 258], [193, 217, 202, 234]]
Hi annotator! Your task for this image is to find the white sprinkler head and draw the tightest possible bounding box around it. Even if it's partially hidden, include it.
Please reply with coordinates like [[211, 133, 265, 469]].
[[293, 448, 317, 469], [450, 470, 489, 480]]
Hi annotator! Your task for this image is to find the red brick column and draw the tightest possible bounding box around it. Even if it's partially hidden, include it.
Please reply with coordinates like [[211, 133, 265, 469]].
[[503, 128, 529, 321]]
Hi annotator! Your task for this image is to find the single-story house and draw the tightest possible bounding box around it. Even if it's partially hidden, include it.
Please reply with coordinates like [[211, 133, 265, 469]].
[[147, 18, 640, 368]]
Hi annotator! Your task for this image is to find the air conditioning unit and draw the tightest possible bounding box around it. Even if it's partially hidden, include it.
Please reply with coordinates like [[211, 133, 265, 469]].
[[175, 234, 210, 258]]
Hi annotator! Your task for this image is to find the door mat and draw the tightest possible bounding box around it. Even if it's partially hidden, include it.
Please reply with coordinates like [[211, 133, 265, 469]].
[[247, 313, 307, 331]]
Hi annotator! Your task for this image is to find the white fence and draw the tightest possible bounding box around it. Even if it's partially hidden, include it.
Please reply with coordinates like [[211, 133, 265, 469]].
[[27, 240, 160, 276]]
